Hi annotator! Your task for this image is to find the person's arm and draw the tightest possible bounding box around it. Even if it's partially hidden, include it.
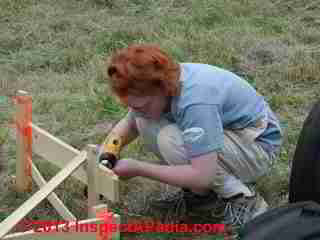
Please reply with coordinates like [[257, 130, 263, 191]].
[[107, 110, 139, 147], [136, 152, 218, 193], [100, 110, 139, 158], [113, 104, 224, 192]]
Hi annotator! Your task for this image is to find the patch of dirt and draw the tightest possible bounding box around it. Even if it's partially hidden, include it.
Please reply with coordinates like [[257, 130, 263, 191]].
[[246, 39, 290, 66]]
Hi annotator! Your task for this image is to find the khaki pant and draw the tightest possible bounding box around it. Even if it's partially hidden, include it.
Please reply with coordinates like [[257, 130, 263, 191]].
[[130, 111, 275, 198]]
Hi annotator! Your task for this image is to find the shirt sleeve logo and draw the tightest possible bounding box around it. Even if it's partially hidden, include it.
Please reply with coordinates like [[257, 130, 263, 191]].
[[182, 127, 205, 143]]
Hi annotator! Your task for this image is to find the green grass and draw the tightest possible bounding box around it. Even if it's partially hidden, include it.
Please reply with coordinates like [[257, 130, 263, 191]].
[[0, 96, 11, 146], [120, 232, 225, 240], [1, 0, 320, 239]]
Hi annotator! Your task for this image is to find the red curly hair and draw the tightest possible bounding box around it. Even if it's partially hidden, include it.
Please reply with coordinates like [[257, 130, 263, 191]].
[[104, 44, 181, 105]]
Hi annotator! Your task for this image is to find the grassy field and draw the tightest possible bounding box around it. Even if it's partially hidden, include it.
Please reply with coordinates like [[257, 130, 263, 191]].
[[0, 0, 320, 239]]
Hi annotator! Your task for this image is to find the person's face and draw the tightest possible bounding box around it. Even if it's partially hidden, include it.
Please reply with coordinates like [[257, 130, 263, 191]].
[[127, 92, 168, 120]]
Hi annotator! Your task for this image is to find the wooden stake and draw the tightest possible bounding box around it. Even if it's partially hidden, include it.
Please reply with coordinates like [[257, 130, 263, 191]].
[[86, 144, 98, 218], [15, 90, 32, 192], [92, 204, 120, 240]]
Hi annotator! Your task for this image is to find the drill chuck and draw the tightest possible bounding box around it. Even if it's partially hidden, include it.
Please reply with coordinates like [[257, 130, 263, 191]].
[[99, 152, 118, 169]]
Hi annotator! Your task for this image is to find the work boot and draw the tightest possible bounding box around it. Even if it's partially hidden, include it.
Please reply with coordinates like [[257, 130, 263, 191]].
[[150, 188, 220, 216], [222, 192, 269, 239]]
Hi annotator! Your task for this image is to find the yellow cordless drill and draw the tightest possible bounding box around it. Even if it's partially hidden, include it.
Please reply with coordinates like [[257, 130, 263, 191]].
[[98, 134, 122, 169]]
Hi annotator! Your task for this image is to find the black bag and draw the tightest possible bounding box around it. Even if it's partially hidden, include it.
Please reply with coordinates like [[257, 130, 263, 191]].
[[240, 201, 320, 240], [289, 100, 320, 204]]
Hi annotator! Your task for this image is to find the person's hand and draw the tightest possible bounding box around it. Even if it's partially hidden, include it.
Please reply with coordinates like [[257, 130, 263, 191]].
[[112, 158, 141, 180]]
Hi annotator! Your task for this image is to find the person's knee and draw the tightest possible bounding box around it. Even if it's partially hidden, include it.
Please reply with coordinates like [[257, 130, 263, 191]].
[[134, 117, 187, 164]]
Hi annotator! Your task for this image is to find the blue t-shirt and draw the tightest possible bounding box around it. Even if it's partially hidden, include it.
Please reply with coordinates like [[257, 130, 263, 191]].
[[162, 63, 282, 158], [132, 63, 282, 158]]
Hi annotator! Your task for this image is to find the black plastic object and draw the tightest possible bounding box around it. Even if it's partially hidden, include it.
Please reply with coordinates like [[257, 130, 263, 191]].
[[99, 152, 118, 169], [240, 201, 320, 240], [289, 100, 320, 204]]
